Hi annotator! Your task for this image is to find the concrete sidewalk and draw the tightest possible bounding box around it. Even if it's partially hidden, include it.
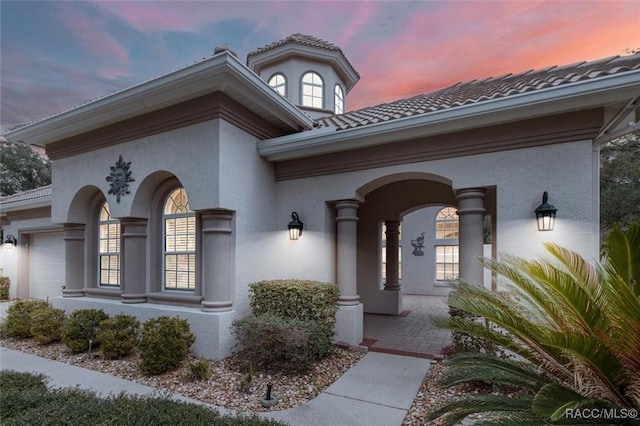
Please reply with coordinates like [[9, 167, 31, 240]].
[[0, 347, 430, 426]]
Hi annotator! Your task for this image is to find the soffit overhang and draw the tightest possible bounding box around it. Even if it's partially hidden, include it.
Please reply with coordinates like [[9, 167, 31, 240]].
[[4, 52, 314, 147], [258, 71, 640, 161]]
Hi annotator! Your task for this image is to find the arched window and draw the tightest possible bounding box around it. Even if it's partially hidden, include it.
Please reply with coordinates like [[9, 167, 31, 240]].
[[268, 73, 286, 96], [334, 84, 344, 114], [435, 207, 459, 281], [163, 188, 196, 291], [302, 72, 323, 108], [98, 202, 120, 287]]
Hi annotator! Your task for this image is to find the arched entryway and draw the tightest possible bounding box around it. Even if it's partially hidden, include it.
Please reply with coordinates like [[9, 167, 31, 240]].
[[354, 173, 495, 357]]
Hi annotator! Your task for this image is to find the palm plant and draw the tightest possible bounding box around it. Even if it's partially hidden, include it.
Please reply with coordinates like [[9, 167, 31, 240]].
[[430, 223, 640, 425]]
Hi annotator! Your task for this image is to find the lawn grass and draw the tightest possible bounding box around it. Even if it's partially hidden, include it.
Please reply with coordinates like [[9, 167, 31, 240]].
[[0, 370, 287, 426]]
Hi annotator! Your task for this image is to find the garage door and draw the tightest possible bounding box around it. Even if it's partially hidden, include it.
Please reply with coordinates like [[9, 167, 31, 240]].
[[29, 232, 65, 301]]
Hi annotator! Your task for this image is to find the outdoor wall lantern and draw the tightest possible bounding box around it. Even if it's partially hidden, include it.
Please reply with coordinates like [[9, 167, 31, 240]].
[[288, 212, 304, 240], [535, 191, 557, 231], [3, 235, 17, 249]]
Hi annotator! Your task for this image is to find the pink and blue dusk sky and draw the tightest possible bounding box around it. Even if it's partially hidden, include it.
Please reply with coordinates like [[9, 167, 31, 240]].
[[1, 0, 639, 132]]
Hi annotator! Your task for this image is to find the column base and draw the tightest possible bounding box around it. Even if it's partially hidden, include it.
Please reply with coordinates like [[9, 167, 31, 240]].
[[201, 301, 233, 312], [62, 289, 85, 298], [338, 295, 360, 306], [121, 293, 147, 304], [334, 303, 363, 346]]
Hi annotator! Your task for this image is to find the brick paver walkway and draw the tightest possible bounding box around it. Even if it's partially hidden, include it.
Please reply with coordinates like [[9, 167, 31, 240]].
[[363, 294, 452, 358]]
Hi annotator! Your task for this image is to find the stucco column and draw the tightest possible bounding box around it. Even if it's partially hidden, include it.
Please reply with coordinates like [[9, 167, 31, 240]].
[[200, 209, 234, 312], [335, 200, 360, 305], [384, 220, 401, 291], [456, 188, 486, 286], [120, 218, 148, 304], [63, 223, 85, 297]]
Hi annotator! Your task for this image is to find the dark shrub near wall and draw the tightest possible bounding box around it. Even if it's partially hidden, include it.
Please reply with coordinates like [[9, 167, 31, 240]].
[[233, 279, 339, 371], [0, 276, 10, 300]]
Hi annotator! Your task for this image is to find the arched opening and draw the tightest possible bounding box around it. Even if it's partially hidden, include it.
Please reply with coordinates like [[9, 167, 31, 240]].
[[355, 176, 495, 358]]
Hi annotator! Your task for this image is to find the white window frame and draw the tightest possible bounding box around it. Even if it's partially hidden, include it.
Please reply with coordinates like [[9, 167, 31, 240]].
[[163, 188, 196, 291], [434, 207, 459, 282], [301, 72, 323, 109], [334, 84, 344, 114], [98, 202, 120, 287], [268, 73, 286, 96]]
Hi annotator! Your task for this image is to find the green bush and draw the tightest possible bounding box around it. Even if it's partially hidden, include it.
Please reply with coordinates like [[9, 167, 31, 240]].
[[62, 309, 109, 353], [184, 358, 211, 382], [29, 306, 66, 344], [0, 371, 286, 426], [96, 314, 140, 359], [1, 299, 50, 338], [0, 276, 10, 300], [247, 279, 339, 362], [233, 313, 327, 372], [139, 316, 195, 375]]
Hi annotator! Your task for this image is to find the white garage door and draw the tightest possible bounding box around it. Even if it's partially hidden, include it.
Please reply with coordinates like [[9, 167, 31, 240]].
[[29, 232, 65, 301]]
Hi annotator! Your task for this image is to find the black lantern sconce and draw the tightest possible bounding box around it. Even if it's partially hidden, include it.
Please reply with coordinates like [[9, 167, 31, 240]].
[[3, 234, 17, 249], [534, 192, 557, 231], [288, 212, 304, 240]]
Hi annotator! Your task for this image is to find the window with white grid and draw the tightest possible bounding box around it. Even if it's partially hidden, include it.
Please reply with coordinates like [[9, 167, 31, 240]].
[[268, 73, 286, 96], [435, 207, 459, 281], [334, 84, 344, 114], [163, 188, 196, 291], [302, 72, 323, 108], [98, 202, 120, 287]]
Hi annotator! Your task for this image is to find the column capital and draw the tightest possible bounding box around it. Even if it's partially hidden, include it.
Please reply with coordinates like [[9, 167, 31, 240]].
[[455, 188, 486, 215]]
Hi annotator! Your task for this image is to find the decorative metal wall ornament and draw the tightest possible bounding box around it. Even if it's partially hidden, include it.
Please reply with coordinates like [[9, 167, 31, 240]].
[[106, 155, 135, 203], [411, 232, 425, 256]]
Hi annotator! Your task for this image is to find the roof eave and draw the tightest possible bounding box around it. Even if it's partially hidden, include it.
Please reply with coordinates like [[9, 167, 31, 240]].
[[0, 197, 52, 214], [258, 71, 640, 161], [5, 53, 313, 147]]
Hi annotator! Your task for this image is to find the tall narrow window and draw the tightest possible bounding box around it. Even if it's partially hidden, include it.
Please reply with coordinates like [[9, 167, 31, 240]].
[[435, 207, 459, 281], [268, 73, 286, 96], [334, 84, 344, 114], [99, 202, 120, 287], [163, 188, 196, 291], [302, 72, 323, 108]]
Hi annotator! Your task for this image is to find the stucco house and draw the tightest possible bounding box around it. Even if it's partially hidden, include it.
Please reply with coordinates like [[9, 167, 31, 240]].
[[2, 34, 639, 359]]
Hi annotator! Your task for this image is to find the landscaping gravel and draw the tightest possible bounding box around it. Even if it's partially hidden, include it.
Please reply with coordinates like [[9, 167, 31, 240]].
[[1, 337, 463, 424]]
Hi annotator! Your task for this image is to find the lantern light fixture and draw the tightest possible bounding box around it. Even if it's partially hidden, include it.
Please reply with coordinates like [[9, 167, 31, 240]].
[[288, 212, 304, 240], [534, 191, 557, 231], [3, 234, 17, 249]]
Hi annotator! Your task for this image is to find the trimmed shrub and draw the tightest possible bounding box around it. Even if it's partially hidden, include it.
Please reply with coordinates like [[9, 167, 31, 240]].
[[29, 306, 66, 344], [232, 313, 319, 371], [1, 299, 50, 338], [139, 316, 195, 375], [62, 309, 109, 353], [0, 276, 10, 300], [248, 279, 339, 361], [96, 314, 140, 359]]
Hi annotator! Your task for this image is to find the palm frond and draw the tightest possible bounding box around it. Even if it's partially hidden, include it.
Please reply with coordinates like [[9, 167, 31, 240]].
[[440, 352, 546, 390], [428, 394, 534, 426], [532, 383, 620, 421], [603, 223, 640, 294]]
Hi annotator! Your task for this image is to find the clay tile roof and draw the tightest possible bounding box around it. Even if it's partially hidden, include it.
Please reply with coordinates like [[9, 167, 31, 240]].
[[315, 53, 640, 131], [247, 33, 342, 58], [1, 185, 52, 205]]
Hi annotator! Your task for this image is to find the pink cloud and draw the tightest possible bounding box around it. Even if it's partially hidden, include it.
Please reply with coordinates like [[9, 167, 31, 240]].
[[345, 0, 640, 111], [56, 3, 131, 78]]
